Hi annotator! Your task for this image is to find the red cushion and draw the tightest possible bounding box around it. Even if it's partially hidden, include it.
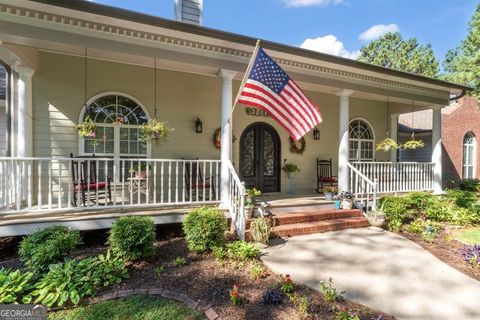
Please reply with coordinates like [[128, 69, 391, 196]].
[[75, 182, 108, 191], [318, 177, 336, 182], [191, 182, 211, 189]]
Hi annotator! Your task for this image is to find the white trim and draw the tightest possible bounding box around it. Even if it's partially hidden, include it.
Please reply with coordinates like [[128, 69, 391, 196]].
[[463, 132, 476, 179], [348, 117, 376, 161]]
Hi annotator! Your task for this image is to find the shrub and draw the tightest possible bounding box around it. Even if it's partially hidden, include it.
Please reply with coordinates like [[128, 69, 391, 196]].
[[172, 257, 187, 267], [262, 287, 284, 305], [0, 268, 35, 304], [407, 219, 441, 235], [405, 192, 438, 212], [335, 311, 360, 320], [462, 244, 480, 270], [280, 274, 294, 294], [225, 241, 259, 261], [250, 217, 274, 244], [32, 251, 128, 307], [290, 293, 309, 319], [19, 226, 82, 271], [459, 178, 480, 192], [319, 277, 340, 302], [446, 189, 478, 208], [108, 216, 156, 261], [250, 260, 267, 280], [378, 196, 409, 231], [182, 207, 227, 252]]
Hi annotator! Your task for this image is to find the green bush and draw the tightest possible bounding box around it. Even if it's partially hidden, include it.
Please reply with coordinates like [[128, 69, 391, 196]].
[[19, 226, 82, 272], [459, 178, 480, 192], [108, 216, 156, 261], [378, 196, 409, 231], [446, 189, 478, 208], [405, 192, 438, 212], [225, 241, 259, 261], [182, 207, 227, 252], [32, 251, 128, 307], [0, 268, 35, 304]]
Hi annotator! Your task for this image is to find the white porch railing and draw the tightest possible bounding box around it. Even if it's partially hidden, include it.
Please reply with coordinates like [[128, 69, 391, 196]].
[[351, 162, 435, 194], [0, 157, 221, 213], [226, 161, 246, 240], [347, 162, 377, 212]]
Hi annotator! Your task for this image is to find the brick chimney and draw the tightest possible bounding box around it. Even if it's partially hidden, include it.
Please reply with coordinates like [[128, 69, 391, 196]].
[[174, 0, 203, 25]]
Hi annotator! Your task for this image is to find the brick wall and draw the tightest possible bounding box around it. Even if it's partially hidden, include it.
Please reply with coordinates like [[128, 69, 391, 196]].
[[442, 96, 480, 184]]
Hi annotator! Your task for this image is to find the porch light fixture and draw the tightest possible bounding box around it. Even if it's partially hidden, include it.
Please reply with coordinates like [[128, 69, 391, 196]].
[[195, 118, 203, 133], [313, 128, 320, 140]]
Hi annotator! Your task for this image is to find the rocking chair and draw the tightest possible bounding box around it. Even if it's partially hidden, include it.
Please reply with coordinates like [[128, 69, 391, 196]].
[[184, 161, 215, 201], [315, 158, 337, 193]]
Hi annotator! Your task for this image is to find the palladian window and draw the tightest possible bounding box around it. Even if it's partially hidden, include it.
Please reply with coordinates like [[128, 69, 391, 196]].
[[463, 132, 476, 179], [349, 119, 374, 161]]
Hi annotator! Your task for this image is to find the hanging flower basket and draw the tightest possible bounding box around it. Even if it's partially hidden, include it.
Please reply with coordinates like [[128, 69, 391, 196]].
[[375, 138, 400, 152], [139, 120, 172, 143], [402, 133, 424, 150], [74, 117, 96, 139]]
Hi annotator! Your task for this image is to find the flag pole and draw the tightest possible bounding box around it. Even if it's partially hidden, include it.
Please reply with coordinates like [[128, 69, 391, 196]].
[[230, 39, 261, 118]]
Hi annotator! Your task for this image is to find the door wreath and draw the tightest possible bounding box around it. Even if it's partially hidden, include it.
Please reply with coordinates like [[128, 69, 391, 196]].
[[213, 128, 221, 149], [289, 137, 306, 154]]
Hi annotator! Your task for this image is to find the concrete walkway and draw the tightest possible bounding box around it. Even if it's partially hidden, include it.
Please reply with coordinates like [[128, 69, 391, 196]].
[[261, 227, 480, 320]]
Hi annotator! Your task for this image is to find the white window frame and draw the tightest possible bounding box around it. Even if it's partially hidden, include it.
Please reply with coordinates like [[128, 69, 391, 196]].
[[78, 92, 152, 182], [348, 118, 375, 162], [463, 132, 476, 179]]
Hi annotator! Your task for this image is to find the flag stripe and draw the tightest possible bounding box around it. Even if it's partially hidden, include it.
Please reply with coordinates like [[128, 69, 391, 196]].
[[238, 97, 302, 140], [282, 84, 315, 128], [288, 81, 322, 123], [242, 81, 311, 133], [286, 82, 318, 125], [239, 89, 303, 138]]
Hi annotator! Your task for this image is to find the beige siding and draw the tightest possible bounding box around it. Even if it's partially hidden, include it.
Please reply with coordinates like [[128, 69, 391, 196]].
[[33, 51, 390, 194], [0, 100, 5, 157]]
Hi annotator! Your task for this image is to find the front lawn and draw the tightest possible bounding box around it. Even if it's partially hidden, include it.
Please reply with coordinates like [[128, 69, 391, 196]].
[[454, 227, 480, 245], [49, 295, 202, 320]]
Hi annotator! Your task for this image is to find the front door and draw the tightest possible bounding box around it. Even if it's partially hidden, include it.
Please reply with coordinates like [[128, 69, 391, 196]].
[[239, 123, 281, 192]]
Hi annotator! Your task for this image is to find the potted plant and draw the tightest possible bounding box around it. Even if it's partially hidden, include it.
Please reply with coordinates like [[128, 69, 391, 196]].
[[402, 139, 425, 150], [376, 138, 400, 152], [340, 191, 354, 210], [245, 188, 262, 219], [129, 162, 150, 179], [281, 163, 300, 177], [74, 117, 96, 139], [250, 216, 275, 246], [322, 186, 338, 201], [139, 119, 172, 143], [366, 201, 386, 228]]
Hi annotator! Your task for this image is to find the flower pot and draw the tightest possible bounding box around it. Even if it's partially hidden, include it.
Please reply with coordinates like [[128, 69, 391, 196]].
[[245, 206, 254, 219], [335, 200, 341, 210], [341, 199, 353, 210], [325, 192, 334, 201], [135, 170, 148, 179], [367, 216, 385, 228]]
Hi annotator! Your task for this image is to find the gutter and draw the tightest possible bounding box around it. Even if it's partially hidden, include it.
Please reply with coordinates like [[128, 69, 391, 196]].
[[449, 89, 467, 102]]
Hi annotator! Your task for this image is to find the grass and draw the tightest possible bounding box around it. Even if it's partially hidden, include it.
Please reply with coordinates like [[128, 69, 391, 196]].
[[455, 227, 480, 245], [48, 295, 202, 320]]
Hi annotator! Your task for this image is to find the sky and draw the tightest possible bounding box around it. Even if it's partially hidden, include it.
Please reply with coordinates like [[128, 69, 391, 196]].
[[89, 0, 477, 68]]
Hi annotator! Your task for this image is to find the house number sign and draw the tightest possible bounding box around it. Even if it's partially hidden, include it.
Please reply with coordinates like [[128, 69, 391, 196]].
[[245, 107, 269, 117]]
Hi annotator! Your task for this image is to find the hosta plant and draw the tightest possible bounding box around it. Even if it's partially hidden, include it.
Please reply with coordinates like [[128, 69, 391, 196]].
[[0, 268, 35, 304]]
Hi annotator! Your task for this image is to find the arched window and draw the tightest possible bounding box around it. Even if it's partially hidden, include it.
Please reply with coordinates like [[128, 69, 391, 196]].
[[80, 93, 149, 158], [349, 119, 374, 161], [463, 132, 476, 179]]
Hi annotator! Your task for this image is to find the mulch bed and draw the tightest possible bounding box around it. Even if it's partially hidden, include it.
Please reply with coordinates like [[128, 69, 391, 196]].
[[399, 228, 480, 282], [0, 228, 393, 320]]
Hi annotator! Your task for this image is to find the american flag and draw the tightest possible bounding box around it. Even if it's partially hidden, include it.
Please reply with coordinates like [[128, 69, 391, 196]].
[[237, 47, 322, 141]]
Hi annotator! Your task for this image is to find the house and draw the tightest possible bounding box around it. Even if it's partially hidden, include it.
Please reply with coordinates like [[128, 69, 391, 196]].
[[0, 65, 6, 157], [0, 0, 470, 237], [398, 96, 480, 184]]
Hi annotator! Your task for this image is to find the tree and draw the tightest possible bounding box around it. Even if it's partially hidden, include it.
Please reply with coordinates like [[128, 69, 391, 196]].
[[442, 4, 480, 98], [358, 32, 439, 78]]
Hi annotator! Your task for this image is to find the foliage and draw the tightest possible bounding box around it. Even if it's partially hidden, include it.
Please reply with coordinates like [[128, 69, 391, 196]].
[[154, 265, 165, 275], [212, 246, 227, 261], [281, 163, 300, 173], [250, 217, 274, 244], [401, 138, 425, 150], [182, 207, 227, 252], [407, 192, 439, 212], [322, 186, 338, 193], [446, 189, 477, 208], [49, 295, 203, 320], [250, 260, 268, 280], [245, 188, 262, 207], [139, 119, 171, 143], [378, 196, 409, 231], [74, 117, 96, 138], [335, 311, 361, 320], [32, 251, 128, 307], [462, 244, 480, 270], [376, 138, 400, 152], [108, 216, 156, 261], [225, 241, 259, 261], [340, 191, 354, 200], [262, 287, 284, 305], [172, 257, 187, 267], [19, 226, 82, 272], [358, 32, 439, 78], [458, 178, 480, 192], [442, 4, 480, 98], [229, 284, 243, 305], [0, 268, 35, 304], [290, 293, 309, 319], [407, 218, 440, 235], [319, 277, 341, 303], [280, 274, 294, 295]]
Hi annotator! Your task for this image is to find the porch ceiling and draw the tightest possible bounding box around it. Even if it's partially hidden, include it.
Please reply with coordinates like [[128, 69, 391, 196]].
[[0, 0, 466, 106]]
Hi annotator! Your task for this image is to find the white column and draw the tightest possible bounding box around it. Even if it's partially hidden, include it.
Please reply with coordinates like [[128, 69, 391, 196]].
[[432, 105, 443, 193], [218, 69, 236, 206], [13, 63, 35, 157], [390, 113, 399, 162], [337, 90, 353, 193]]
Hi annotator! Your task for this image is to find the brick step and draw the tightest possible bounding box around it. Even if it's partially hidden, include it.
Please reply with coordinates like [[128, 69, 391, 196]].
[[271, 216, 370, 238], [246, 209, 363, 228]]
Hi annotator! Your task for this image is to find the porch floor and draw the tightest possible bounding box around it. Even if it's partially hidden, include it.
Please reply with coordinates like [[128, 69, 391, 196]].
[[258, 192, 334, 209]]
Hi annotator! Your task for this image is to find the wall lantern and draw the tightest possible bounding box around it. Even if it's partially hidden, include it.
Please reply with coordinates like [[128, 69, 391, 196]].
[[195, 118, 203, 133], [313, 128, 320, 140]]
